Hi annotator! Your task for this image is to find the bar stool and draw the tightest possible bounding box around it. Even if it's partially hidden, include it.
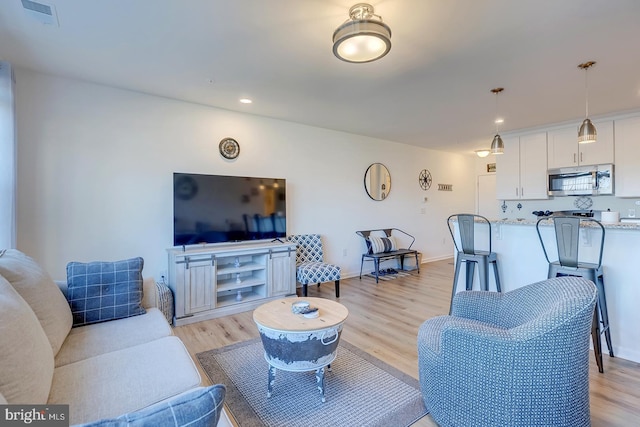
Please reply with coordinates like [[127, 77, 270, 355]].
[[536, 216, 613, 373], [447, 214, 502, 314]]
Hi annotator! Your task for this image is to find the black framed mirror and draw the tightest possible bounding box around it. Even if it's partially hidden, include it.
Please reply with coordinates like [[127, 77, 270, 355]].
[[364, 163, 391, 201]]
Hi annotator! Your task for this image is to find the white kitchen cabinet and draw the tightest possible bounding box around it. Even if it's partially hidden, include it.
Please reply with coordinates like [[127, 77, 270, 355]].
[[168, 241, 297, 325], [614, 116, 640, 197], [496, 132, 548, 200], [547, 120, 614, 168]]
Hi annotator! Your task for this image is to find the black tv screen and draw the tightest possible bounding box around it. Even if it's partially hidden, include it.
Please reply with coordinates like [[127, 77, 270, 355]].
[[173, 173, 286, 246]]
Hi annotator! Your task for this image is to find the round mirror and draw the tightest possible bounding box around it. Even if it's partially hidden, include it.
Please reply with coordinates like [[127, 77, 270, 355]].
[[364, 163, 391, 201]]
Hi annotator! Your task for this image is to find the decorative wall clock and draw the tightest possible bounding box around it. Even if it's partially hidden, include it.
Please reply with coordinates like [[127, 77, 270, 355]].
[[174, 175, 198, 200], [219, 137, 240, 159], [418, 169, 432, 190]]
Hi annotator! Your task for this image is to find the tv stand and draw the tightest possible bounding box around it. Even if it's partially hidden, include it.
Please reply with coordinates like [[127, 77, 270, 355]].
[[167, 240, 297, 326]]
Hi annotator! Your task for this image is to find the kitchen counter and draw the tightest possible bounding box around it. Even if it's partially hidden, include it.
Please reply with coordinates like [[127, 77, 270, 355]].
[[491, 217, 640, 230], [451, 219, 640, 364]]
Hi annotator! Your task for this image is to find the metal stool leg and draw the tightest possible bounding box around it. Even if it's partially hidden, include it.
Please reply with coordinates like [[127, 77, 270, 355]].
[[465, 261, 476, 291], [591, 301, 604, 373], [450, 256, 463, 314], [492, 260, 502, 292], [478, 258, 489, 291], [596, 275, 614, 357]]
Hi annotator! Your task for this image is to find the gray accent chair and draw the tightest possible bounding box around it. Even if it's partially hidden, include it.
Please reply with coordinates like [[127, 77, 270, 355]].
[[417, 276, 597, 427]]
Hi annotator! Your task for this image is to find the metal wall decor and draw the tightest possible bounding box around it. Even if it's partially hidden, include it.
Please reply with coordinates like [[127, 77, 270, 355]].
[[418, 169, 432, 190]]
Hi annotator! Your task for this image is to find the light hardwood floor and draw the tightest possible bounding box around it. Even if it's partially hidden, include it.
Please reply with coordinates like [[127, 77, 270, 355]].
[[174, 258, 640, 427]]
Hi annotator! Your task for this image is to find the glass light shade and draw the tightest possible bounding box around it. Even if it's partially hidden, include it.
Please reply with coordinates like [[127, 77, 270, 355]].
[[475, 149, 491, 158], [490, 134, 504, 154], [578, 118, 597, 144], [333, 20, 391, 63]]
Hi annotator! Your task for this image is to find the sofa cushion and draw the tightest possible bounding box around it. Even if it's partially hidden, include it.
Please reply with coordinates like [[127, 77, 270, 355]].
[[49, 336, 202, 425], [74, 385, 226, 427], [55, 308, 172, 367], [0, 249, 73, 355], [66, 257, 146, 326], [0, 275, 54, 404]]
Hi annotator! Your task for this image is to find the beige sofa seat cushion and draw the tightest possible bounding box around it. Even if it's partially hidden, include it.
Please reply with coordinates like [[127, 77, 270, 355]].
[[0, 249, 72, 355], [0, 275, 54, 404], [48, 336, 201, 425], [55, 307, 172, 367]]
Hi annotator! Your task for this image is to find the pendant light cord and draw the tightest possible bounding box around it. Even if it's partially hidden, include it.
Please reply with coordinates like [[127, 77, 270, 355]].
[[584, 67, 589, 119]]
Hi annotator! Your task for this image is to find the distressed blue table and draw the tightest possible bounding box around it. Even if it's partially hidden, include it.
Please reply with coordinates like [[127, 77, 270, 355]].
[[253, 297, 349, 402]]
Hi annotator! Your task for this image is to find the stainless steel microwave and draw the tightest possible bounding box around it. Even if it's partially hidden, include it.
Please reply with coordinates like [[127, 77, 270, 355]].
[[547, 164, 614, 196]]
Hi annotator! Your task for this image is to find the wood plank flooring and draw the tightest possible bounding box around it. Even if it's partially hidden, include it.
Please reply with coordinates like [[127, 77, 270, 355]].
[[174, 258, 640, 427]]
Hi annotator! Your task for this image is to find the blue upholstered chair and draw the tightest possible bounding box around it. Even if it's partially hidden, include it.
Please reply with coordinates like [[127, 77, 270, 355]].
[[417, 277, 597, 427], [287, 234, 341, 298]]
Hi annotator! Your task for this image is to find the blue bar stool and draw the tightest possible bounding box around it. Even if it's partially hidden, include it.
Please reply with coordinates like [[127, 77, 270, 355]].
[[447, 214, 502, 314], [536, 216, 613, 373]]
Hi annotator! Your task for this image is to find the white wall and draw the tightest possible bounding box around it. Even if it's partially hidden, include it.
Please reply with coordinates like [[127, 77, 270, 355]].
[[15, 69, 476, 280]]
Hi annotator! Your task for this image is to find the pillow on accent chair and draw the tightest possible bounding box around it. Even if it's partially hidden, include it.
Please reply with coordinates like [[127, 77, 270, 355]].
[[75, 385, 226, 427], [367, 235, 397, 254], [66, 257, 145, 327]]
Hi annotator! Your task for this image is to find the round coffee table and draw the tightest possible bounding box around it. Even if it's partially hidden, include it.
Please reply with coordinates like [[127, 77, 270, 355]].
[[253, 297, 349, 402]]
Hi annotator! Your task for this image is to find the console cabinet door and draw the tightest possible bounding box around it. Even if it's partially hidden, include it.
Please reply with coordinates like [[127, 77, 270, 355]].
[[614, 116, 640, 197], [269, 250, 296, 296], [178, 261, 214, 316]]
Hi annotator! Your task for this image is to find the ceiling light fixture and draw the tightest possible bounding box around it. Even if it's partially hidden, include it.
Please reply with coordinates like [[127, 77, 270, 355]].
[[578, 61, 597, 144], [490, 87, 505, 155], [333, 3, 391, 63], [239, 98, 252, 104], [475, 149, 491, 158]]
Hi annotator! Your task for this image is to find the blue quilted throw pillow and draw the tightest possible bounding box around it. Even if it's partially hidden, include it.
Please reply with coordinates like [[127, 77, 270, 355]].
[[66, 257, 146, 327]]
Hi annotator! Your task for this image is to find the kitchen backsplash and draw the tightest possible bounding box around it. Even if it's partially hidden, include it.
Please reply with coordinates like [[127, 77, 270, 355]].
[[495, 195, 640, 221]]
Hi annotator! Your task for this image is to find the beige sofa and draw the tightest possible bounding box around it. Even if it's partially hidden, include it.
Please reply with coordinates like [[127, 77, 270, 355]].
[[0, 249, 231, 426]]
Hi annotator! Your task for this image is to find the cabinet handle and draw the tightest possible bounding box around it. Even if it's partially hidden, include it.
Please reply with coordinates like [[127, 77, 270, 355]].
[[515, 187, 518, 197], [574, 153, 576, 163], [521, 187, 524, 197], [580, 152, 583, 163]]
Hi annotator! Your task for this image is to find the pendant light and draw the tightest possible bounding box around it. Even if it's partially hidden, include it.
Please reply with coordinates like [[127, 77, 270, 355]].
[[490, 88, 504, 155], [577, 61, 597, 144]]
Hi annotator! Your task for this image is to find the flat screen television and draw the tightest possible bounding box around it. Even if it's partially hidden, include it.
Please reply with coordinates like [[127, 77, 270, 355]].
[[173, 173, 286, 246]]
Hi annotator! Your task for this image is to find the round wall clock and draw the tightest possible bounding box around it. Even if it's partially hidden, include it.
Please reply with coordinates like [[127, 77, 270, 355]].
[[174, 175, 198, 200], [219, 137, 240, 159], [418, 169, 432, 190]]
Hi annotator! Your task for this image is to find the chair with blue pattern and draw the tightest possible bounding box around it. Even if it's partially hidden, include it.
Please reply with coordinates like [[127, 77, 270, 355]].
[[417, 276, 596, 427], [287, 234, 340, 298]]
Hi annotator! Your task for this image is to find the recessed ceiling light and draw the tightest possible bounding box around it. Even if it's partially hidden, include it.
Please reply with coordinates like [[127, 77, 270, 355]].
[[494, 118, 504, 124], [239, 98, 252, 104]]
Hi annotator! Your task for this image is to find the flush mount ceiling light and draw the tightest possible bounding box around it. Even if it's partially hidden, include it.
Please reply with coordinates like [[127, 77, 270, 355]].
[[475, 149, 491, 158], [333, 3, 391, 63], [578, 61, 597, 144], [490, 87, 505, 155]]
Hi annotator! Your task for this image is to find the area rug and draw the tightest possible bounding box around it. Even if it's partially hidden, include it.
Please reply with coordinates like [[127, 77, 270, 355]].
[[197, 338, 427, 427], [364, 270, 413, 281]]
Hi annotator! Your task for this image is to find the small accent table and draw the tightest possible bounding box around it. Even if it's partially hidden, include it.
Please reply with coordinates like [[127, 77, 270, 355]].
[[253, 297, 349, 402]]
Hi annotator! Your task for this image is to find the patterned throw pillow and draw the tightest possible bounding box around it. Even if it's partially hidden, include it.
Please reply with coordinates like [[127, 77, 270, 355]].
[[367, 236, 398, 254], [66, 257, 146, 327], [75, 385, 226, 427]]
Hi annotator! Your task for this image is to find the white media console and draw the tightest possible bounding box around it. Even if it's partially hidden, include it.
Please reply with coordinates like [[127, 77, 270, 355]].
[[167, 240, 297, 326]]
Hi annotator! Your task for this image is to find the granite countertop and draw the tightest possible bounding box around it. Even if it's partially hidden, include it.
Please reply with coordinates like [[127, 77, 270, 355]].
[[490, 218, 640, 230]]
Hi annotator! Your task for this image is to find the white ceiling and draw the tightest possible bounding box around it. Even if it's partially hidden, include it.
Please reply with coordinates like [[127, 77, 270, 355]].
[[2, 0, 640, 155]]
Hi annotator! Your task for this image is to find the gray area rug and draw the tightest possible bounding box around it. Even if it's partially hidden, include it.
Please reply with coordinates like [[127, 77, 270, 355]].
[[364, 270, 414, 281], [197, 338, 428, 427]]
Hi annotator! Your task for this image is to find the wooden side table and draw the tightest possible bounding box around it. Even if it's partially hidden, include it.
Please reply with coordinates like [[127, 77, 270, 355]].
[[253, 297, 349, 402]]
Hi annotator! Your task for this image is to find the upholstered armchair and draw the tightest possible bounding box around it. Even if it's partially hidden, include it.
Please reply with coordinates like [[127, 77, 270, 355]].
[[287, 234, 340, 298], [417, 277, 597, 427]]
